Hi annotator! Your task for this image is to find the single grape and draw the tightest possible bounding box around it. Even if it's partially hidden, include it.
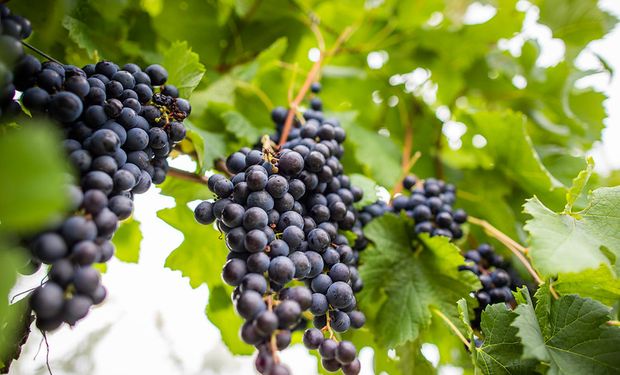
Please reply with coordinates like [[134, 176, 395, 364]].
[[30, 283, 64, 319], [303, 328, 324, 349], [236, 290, 266, 320]]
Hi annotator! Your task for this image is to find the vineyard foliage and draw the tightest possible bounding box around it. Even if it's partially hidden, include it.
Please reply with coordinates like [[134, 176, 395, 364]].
[[1, 0, 620, 374]]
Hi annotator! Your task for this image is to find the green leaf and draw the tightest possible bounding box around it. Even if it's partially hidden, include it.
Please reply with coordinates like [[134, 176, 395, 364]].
[[158, 177, 214, 288], [234, 0, 254, 17], [341, 114, 402, 187], [206, 285, 253, 355], [62, 15, 98, 58], [160, 205, 250, 353], [159, 170, 213, 205], [359, 213, 480, 347], [457, 299, 474, 341], [184, 120, 228, 172], [395, 341, 435, 375], [0, 249, 24, 322], [0, 299, 32, 372], [161, 40, 206, 98], [89, 0, 130, 21], [524, 186, 620, 276], [555, 265, 620, 307], [0, 247, 30, 372], [221, 110, 269, 145], [455, 172, 519, 240], [474, 303, 538, 375], [446, 110, 564, 201], [512, 289, 548, 362], [564, 156, 594, 213], [159, 205, 217, 289], [0, 124, 69, 232], [539, 0, 618, 54], [349, 174, 378, 209], [512, 289, 620, 374], [112, 217, 142, 263], [234, 37, 287, 81], [157, 177, 251, 354]]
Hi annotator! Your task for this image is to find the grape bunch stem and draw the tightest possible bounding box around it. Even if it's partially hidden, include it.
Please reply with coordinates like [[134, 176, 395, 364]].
[[431, 307, 470, 348], [278, 26, 354, 148], [20, 41, 63, 65], [167, 167, 210, 185], [467, 216, 545, 287]]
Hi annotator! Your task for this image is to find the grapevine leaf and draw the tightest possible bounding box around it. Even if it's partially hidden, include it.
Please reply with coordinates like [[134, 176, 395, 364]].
[[159, 205, 218, 289], [474, 303, 538, 375], [348, 328, 435, 375], [158, 176, 213, 287], [184, 120, 228, 172], [512, 288, 620, 375], [0, 124, 68, 232], [221, 110, 269, 145], [524, 186, 620, 276], [89, 0, 130, 21], [419, 312, 474, 369], [159, 171, 213, 204], [539, 0, 618, 54], [349, 174, 378, 209], [196, 76, 237, 109], [0, 250, 20, 328], [512, 289, 548, 362], [457, 299, 473, 340], [234, 0, 254, 17], [61, 1, 146, 64], [206, 284, 253, 355], [233, 37, 287, 81], [446, 110, 565, 201], [0, 298, 32, 372], [533, 286, 553, 339], [161, 40, 206, 98], [0, 248, 31, 372], [396, 341, 435, 375], [160, 204, 250, 353], [157, 177, 250, 353], [341, 115, 402, 188], [456, 172, 519, 240], [358, 213, 480, 347], [555, 265, 620, 307], [564, 156, 594, 213], [62, 16, 98, 58], [112, 217, 142, 263]]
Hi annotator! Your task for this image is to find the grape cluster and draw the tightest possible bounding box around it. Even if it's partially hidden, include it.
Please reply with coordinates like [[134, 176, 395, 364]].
[[352, 175, 468, 259], [391, 175, 467, 239], [194, 84, 363, 374], [458, 243, 517, 329], [356, 175, 468, 242], [0, 5, 32, 118], [8, 54, 190, 330]]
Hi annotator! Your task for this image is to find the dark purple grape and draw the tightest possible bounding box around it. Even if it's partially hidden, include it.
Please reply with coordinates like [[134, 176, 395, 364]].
[[30, 283, 64, 319]]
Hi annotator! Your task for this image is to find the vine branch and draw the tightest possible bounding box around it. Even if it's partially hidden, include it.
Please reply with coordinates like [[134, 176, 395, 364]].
[[467, 216, 527, 254], [433, 124, 445, 180], [167, 167, 210, 185], [391, 152, 421, 198], [277, 26, 354, 148], [20, 41, 63, 65], [321, 313, 337, 341], [265, 294, 281, 363], [391, 103, 415, 196], [431, 307, 470, 349], [467, 216, 544, 287]]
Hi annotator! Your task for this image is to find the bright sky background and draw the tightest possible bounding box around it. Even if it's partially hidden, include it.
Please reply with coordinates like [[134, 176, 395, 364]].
[[9, 1, 620, 374]]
